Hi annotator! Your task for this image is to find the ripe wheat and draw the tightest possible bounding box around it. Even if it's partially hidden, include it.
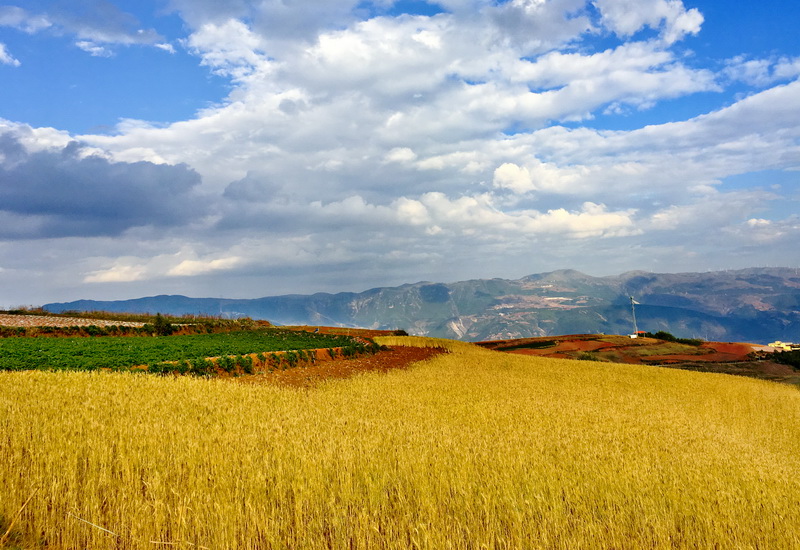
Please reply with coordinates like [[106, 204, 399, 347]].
[[1, 337, 798, 548]]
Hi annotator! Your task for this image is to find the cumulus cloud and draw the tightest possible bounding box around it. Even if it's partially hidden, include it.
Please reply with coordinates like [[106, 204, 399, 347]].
[[593, 0, 703, 44], [0, 129, 207, 239], [2, 0, 799, 304]]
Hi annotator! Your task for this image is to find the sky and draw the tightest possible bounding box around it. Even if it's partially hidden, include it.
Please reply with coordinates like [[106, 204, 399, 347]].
[[1, 0, 799, 306]]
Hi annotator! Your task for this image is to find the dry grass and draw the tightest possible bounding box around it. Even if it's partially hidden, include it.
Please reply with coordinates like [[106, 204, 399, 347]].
[[1, 337, 799, 549]]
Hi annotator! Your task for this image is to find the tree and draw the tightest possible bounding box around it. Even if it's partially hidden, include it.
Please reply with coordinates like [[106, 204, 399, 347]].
[[153, 313, 175, 336]]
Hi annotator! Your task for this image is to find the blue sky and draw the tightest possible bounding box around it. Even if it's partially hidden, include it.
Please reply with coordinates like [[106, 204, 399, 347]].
[[1, 0, 799, 305]]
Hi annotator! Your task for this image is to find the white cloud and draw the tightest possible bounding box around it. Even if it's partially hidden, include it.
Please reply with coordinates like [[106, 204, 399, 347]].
[[308, 192, 638, 240], [0, 43, 20, 66], [75, 40, 113, 57], [384, 147, 417, 163], [155, 42, 176, 54], [85, 263, 148, 283], [167, 256, 244, 277], [0, 3, 166, 55], [85, 250, 246, 283], [728, 216, 800, 245], [593, 0, 703, 44], [185, 19, 271, 80], [493, 160, 596, 195], [493, 163, 534, 193], [723, 55, 800, 87], [648, 191, 767, 232], [0, 6, 52, 33]]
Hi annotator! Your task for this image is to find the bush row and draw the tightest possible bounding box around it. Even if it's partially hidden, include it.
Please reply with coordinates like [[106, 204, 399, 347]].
[[148, 342, 383, 377], [643, 331, 704, 346]]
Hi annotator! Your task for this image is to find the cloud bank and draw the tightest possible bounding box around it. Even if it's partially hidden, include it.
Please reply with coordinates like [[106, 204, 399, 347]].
[[1, 0, 799, 305]]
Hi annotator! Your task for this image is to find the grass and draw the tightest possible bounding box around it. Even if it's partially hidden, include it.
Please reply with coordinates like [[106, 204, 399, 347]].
[[622, 341, 711, 357], [1, 337, 798, 548]]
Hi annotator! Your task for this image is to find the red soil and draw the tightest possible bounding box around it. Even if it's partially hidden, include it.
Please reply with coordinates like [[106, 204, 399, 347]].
[[484, 336, 760, 364], [647, 341, 756, 364], [234, 346, 445, 388]]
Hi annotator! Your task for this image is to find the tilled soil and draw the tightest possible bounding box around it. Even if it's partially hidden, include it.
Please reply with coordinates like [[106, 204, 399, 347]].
[[234, 346, 446, 388]]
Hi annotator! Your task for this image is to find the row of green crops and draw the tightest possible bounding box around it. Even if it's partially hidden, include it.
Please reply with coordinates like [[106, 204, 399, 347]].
[[0, 329, 374, 371]]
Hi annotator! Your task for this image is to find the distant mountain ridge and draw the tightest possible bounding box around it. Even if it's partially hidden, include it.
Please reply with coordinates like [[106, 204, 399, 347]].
[[44, 268, 800, 344]]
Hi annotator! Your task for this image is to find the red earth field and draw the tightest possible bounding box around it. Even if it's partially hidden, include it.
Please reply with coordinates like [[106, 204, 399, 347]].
[[478, 334, 799, 385]]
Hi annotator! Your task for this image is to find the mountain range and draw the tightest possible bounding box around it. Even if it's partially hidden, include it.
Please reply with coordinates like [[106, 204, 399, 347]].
[[44, 268, 800, 344]]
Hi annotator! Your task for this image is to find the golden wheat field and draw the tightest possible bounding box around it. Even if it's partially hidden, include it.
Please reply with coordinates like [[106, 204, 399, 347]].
[[1, 337, 799, 549]]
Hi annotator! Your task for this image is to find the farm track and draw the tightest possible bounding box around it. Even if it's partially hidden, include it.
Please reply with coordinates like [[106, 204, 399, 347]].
[[0, 314, 144, 328]]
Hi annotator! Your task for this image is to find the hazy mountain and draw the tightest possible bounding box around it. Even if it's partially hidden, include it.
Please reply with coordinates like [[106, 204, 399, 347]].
[[44, 268, 800, 344]]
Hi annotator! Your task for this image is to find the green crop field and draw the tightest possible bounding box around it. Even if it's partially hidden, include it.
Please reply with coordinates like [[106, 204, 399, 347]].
[[1, 337, 798, 549], [0, 329, 364, 371]]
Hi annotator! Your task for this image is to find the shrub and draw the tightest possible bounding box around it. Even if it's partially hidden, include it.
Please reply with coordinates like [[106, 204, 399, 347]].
[[644, 331, 703, 346], [189, 357, 213, 376], [236, 355, 254, 374], [773, 350, 800, 370], [153, 313, 175, 336], [176, 360, 190, 374], [218, 356, 235, 373], [149, 362, 174, 375]]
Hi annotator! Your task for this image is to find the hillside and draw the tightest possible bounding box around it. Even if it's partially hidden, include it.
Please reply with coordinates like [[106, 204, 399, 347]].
[[2, 338, 799, 548], [44, 267, 800, 344]]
